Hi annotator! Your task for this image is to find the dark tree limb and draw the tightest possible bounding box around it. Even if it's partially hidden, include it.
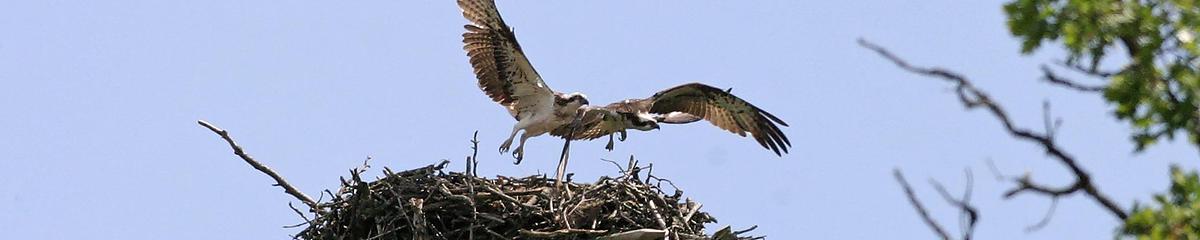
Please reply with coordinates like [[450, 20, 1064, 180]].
[[285, 202, 313, 228], [1026, 198, 1059, 232], [894, 169, 952, 240], [1055, 60, 1116, 78], [895, 168, 979, 240], [988, 160, 1062, 231], [464, 131, 480, 240], [198, 120, 318, 209], [859, 39, 1129, 220], [1040, 65, 1105, 92], [929, 169, 978, 240]]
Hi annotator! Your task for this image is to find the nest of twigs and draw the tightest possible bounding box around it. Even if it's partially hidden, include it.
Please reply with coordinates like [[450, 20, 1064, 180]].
[[295, 157, 762, 240]]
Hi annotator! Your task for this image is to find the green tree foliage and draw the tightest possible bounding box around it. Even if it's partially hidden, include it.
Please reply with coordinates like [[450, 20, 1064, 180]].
[[1121, 166, 1200, 239], [1005, 0, 1200, 150], [1003, 1, 1200, 238]]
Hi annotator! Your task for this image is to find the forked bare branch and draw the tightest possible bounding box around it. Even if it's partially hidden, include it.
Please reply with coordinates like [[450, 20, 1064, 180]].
[[859, 39, 1128, 221]]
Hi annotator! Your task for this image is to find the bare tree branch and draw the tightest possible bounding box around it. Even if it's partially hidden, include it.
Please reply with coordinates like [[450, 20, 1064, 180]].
[[285, 202, 313, 228], [464, 131, 480, 240], [198, 120, 318, 209], [555, 109, 586, 186], [1026, 198, 1059, 232], [929, 169, 978, 240], [1040, 65, 1105, 92], [987, 161, 1062, 232], [1054, 60, 1116, 78], [894, 169, 952, 240], [859, 39, 1129, 220], [466, 131, 480, 177]]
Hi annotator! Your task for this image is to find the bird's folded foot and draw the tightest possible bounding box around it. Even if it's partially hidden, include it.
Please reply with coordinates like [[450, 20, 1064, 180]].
[[605, 135, 615, 151], [499, 138, 513, 154]]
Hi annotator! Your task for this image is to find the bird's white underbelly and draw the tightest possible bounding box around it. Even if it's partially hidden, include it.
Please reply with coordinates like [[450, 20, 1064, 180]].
[[515, 102, 574, 137], [524, 112, 569, 136]]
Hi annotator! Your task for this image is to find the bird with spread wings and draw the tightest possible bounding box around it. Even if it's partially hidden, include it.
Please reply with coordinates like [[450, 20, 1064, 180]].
[[458, 0, 791, 166]]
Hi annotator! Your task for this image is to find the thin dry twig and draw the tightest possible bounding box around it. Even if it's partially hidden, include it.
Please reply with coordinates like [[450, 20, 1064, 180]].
[[556, 108, 587, 186], [467, 131, 480, 177], [198, 120, 317, 209], [1040, 65, 1105, 92], [894, 169, 952, 240], [859, 39, 1128, 220], [1026, 198, 1059, 232], [464, 131, 480, 240], [1055, 60, 1117, 78], [929, 169, 978, 240], [285, 202, 313, 228]]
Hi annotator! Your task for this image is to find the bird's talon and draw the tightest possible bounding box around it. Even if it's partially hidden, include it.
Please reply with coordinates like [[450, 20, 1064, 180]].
[[499, 139, 513, 154], [511, 147, 524, 162]]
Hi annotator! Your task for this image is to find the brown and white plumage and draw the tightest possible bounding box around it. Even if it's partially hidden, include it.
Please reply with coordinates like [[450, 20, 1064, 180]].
[[460, 0, 589, 162], [459, 0, 789, 163], [551, 83, 792, 155], [459, 0, 554, 115]]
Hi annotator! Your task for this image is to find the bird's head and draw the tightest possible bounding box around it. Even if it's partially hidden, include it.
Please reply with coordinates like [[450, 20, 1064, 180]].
[[628, 112, 660, 131], [570, 92, 590, 105], [557, 92, 589, 107]]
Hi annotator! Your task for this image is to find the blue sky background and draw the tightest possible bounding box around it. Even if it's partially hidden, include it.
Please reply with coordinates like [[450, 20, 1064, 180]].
[[1, 1, 1196, 239]]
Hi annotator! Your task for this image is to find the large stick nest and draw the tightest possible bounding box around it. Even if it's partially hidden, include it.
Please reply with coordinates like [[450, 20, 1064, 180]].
[[295, 158, 762, 240]]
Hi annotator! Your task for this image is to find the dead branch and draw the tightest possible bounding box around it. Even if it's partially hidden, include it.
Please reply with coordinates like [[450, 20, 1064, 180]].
[[859, 39, 1128, 221], [555, 108, 587, 186], [1055, 60, 1116, 78], [895, 168, 979, 240], [286, 202, 312, 228], [893, 169, 951, 240], [464, 131, 480, 240], [988, 161, 1063, 232], [1040, 65, 1105, 92], [467, 131, 480, 177], [929, 169, 978, 240], [198, 120, 317, 209], [1026, 198, 1059, 232]]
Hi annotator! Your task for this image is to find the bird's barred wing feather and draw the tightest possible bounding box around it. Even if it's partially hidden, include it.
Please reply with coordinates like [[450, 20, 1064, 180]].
[[644, 83, 791, 155], [549, 107, 626, 140], [459, 0, 553, 113]]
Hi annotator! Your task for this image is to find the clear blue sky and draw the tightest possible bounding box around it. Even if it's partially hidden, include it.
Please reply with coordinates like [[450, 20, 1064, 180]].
[[1, 1, 1195, 239]]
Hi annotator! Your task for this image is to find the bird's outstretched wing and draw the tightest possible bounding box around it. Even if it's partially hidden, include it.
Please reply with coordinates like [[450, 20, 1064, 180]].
[[640, 83, 791, 155], [459, 0, 554, 114], [549, 106, 628, 140]]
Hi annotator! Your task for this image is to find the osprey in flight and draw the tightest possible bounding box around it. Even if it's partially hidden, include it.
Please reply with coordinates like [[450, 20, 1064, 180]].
[[458, 0, 790, 162]]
